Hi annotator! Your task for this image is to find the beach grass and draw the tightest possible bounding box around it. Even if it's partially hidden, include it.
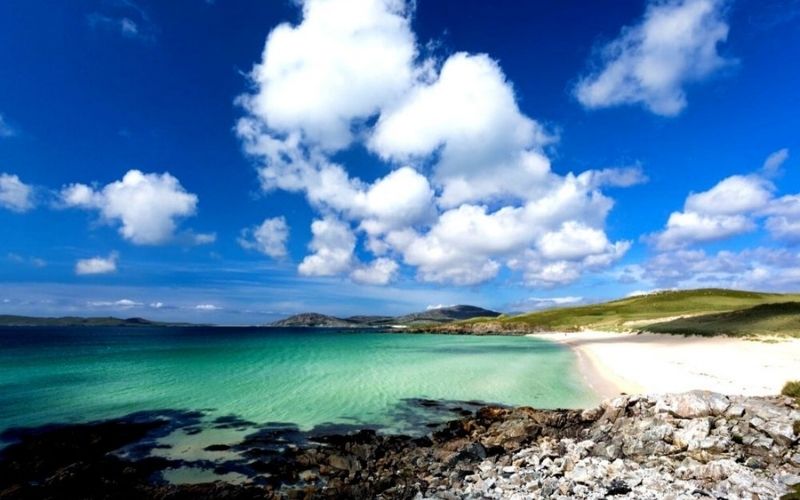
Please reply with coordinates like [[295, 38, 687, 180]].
[[645, 302, 800, 338], [783, 380, 800, 397], [458, 289, 800, 334]]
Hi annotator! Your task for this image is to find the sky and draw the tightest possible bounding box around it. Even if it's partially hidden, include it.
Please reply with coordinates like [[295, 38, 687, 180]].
[[1, 0, 799, 324]]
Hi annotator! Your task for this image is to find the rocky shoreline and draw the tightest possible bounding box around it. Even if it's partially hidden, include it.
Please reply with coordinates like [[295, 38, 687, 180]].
[[1, 391, 799, 499]]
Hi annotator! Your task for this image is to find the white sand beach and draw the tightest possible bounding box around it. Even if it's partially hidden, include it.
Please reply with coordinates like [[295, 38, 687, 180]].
[[535, 331, 800, 399]]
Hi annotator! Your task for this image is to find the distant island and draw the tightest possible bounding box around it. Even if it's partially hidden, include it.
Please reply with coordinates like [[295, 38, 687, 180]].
[[270, 304, 501, 328], [0, 315, 194, 327], [0, 305, 502, 329]]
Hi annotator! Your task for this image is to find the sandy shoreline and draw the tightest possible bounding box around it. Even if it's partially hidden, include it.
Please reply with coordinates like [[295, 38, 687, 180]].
[[535, 330, 800, 399]]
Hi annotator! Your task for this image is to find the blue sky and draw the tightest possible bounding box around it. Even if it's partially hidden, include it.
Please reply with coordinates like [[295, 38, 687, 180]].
[[1, 0, 799, 324]]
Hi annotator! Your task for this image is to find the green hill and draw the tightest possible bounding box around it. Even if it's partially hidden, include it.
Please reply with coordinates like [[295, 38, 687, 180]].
[[432, 289, 800, 336], [644, 302, 800, 337]]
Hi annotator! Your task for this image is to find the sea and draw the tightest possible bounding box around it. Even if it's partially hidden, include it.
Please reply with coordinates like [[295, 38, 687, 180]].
[[0, 326, 599, 483], [0, 326, 599, 434]]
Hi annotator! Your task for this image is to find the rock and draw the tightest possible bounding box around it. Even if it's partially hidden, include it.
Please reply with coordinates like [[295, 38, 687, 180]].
[[328, 453, 359, 472], [725, 403, 746, 417], [298, 469, 318, 482], [655, 391, 730, 418], [751, 418, 796, 447], [1, 391, 797, 500], [203, 443, 231, 451], [673, 418, 710, 450], [606, 478, 631, 495]]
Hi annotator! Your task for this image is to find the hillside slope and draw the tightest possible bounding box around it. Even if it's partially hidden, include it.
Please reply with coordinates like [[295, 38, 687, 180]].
[[644, 302, 800, 337], [430, 289, 800, 335]]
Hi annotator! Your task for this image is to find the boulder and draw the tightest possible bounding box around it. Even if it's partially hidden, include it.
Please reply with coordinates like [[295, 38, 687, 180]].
[[655, 391, 730, 418]]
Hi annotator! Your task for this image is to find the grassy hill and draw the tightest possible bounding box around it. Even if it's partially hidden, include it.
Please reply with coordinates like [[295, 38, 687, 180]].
[[432, 289, 800, 336], [645, 302, 800, 337]]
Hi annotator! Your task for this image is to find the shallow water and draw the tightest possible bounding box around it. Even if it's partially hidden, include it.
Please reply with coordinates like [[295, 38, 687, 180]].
[[0, 327, 597, 435]]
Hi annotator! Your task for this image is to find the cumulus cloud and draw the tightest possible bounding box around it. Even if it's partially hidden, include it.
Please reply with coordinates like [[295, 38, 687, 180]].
[[370, 52, 554, 207], [298, 217, 356, 277], [0, 173, 34, 212], [75, 253, 118, 275], [237, 0, 636, 287], [350, 257, 399, 285], [641, 247, 800, 291], [239, 216, 290, 259], [684, 175, 773, 215], [61, 170, 201, 245], [652, 211, 754, 250], [648, 150, 798, 249], [575, 0, 732, 116], [237, 0, 416, 150]]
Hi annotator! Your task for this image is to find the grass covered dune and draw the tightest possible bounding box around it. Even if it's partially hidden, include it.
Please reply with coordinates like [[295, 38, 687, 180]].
[[432, 288, 800, 337]]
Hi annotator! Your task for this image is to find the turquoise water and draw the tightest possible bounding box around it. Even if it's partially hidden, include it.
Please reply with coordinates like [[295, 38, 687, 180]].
[[0, 327, 597, 434]]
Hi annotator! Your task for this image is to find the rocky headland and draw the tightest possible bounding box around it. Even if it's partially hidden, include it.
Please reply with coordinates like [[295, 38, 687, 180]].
[[271, 305, 501, 328], [1, 391, 798, 499]]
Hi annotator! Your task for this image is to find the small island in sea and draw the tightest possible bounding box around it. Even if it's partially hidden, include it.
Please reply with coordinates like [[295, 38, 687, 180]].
[[3, 0, 800, 498]]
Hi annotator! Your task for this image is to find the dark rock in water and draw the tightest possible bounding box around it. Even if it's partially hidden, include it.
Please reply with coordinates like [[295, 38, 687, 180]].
[[203, 444, 231, 451]]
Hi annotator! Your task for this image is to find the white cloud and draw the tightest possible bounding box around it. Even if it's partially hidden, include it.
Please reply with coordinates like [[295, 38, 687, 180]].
[[510, 296, 584, 311], [190, 232, 217, 245], [195, 304, 221, 311], [239, 216, 290, 259], [370, 52, 554, 207], [642, 247, 800, 291], [0, 114, 15, 137], [75, 253, 118, 275], [426, 303, 455, 310], [88, 298, 141, 308], [625, 288, 675, 297], [0, 173, 34, 212], [649, 150, 798, 248], [538, 222, 618, 261], [652, 211, 755, 250], [298, 217, 356, 277], [237, 0, 416, 150], [684, 175, 772, 215], [761, 148, 789, 175], [61, 170, 200, 245], [236, 0, 636, 288], [350, 257, 399, 285], [575, 0, 732, 115]]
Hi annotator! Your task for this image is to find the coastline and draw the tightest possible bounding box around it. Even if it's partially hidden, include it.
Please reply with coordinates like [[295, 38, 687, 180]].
[[536, 330, 800, 398]]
